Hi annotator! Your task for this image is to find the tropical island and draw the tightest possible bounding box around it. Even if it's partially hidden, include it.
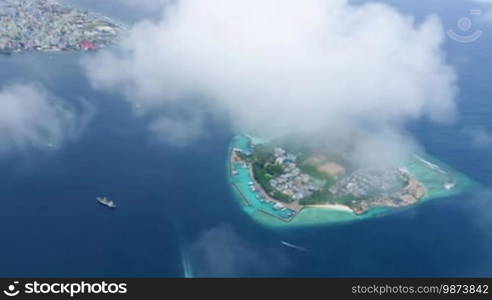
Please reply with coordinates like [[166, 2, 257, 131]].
[[0, 0, 121, 53], [228, 135, 477, 227]]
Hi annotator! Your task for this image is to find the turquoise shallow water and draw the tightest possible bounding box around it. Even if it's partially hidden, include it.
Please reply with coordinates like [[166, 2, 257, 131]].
[[228, 136, 296, 221], [228, 135, 478, 228], [406, 154, 479, 200]]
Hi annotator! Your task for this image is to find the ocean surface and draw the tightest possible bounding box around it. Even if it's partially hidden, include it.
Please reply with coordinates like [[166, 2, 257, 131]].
[[0, 0, 492, 277]]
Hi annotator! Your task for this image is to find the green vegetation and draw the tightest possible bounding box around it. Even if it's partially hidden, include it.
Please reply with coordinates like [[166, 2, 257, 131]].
[[252, 162, 273, 193], [272, 190, 294, 203], [249, 144, 295, 203], [252, 162, 294, 203], [252, 144, 273, 163], [265, 163, 284, 177]]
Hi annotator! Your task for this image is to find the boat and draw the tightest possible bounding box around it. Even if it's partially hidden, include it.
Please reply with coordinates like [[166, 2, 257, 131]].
[[273, 202, 285, 210], [444, 181, 456, 190], [96, 197, 116, 208]]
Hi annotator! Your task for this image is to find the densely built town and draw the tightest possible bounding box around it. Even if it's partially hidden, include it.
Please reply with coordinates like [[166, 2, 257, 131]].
[[0, 0, 121, 53], [268, 147, 325, 201]]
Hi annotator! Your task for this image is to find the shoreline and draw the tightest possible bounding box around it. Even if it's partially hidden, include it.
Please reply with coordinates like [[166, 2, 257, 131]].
[[228, 144, 298, 223], [227, 134, 479, 228], [304, 203, 354, 213]]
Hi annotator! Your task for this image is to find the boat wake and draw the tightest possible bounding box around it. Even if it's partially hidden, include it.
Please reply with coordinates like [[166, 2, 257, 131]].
[[281, 241, 307, 252], [414, 155, 448, 175], [414, 155, 456, 190], [181, 249, 193, 278]]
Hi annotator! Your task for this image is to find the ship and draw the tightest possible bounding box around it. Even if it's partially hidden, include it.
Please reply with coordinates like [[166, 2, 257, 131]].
[[96, 197, 116, 208]]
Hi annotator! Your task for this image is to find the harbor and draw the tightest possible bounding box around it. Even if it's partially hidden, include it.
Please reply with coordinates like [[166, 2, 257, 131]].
[[229, 136, 299, 222]]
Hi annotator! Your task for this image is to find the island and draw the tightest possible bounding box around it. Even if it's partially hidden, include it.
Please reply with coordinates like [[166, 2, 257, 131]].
[[228, 135, 478, 227], [0, 0, 122, 53]]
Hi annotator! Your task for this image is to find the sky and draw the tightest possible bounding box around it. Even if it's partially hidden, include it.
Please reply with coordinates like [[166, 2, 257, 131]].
[[472, 0, 492, 23], [82, 0, 459, 168]]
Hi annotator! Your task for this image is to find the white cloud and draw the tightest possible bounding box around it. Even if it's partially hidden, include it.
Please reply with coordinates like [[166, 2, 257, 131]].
[[149, 112, 204, 147], [188, 225, 289, 277], [464, 128, 492, 148], [84, 0, 457, 165], [0, 83, 93, 153]]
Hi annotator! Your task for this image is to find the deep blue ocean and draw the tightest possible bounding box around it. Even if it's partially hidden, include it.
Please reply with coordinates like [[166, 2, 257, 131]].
[[0, 0, 492, 277]]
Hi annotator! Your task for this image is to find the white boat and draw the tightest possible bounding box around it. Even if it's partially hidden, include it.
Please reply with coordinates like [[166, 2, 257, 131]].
[[96, 197, 116, 208], [273, 202, 285, 210], [444, 182, 456, 190]]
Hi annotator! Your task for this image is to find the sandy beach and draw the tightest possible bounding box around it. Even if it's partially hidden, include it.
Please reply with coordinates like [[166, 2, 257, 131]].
[[305, 203, 354, 213]]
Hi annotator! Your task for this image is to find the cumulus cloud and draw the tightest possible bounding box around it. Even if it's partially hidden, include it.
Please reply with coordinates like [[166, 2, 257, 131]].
[[187, 225, 289, 277], [0, 83, 93, 153], [462, 128, 492, 149], [84, 0, 457, 165], [149, 110, 204, 147]]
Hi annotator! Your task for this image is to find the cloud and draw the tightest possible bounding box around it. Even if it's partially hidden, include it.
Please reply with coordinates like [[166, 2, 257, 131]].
[[187, 224, 289, 277], [0, 83, 93, 153], [148, 110, 204, 147], [462, 128, 492, 149], [84, 0, 457, 165]]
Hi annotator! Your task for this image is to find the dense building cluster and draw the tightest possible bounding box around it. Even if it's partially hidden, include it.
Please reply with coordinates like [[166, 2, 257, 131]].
[[330, 168, 409, 198], [269, 147, 325, 201], [0, 0, 121, 53]]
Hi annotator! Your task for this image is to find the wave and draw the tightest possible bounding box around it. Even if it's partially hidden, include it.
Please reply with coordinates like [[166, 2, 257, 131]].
[[181, 249, 193, 278], [281, 241, 307, 252], [413, 154, 447, 175]]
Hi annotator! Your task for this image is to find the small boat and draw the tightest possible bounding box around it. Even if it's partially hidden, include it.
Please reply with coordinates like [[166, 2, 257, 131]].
[[444, 182, 456, 190], [97, 197, 116, 208], [273, 202, 285, 210]]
